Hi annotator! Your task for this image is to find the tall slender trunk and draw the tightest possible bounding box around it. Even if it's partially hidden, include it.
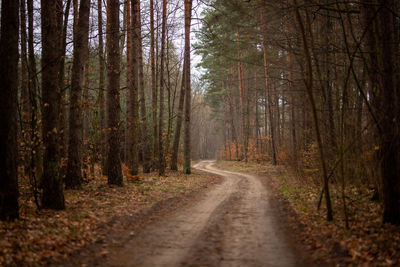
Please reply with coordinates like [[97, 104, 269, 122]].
[[293, 0, 333, 221], [288, 51, 297, 161], [128, 0, 139, 175], [66, 0, 91, 189], [20, 0, 30, 175], [20, 0, 29, 123], [27, 0, 42, 182], [150, 0, 158, 169], [27, 0, 37, 101], [41, 0, 65, 209], [183, 0, 193, 174], [236, 29, 248, 162], [165, 34, 174, 163], [260, 8, 277, 165], [82, 52, 90, 179], [125, 0, 132, 164], [275, 86, 281, 145], [98, 0, 106, 173], [122, 0, 129, 163], [158, 0, 167, 176], [136, 0, 151, 173], [170, 58, 186, 170], [362, 0, 400, 224], [106, 0, 123, 186], [0, 0, 20, 220], [58, 0, 72, 180]]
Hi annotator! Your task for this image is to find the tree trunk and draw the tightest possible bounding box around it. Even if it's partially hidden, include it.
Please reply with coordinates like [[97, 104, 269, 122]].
[[82, 53, 90, 180], [260, 8, 277, 165], [236, 29, 248, 162], [170, 58, 186, 171], [183, 0, 193, 174], [41, 0, 65, 209], [58, 0, 72, 180], [288, 51, 297, 162], [127, 0, 139, 175], [158, 0, 167, 176], [361, 0, 400, 225], [293, 0, 333, 221], [20, 0, 30, 175], [150, 0, 158, 170], [128, 0, 139, 175], [106, 0, 123, 186], [66, 0, 90, 189], [0, 0, 20, 220], [27, 0, 41, 184], [98, 0, 106, 173], [125, 0, 131, 164], [137, 0, 151, 173], [20, 0, 29, 123]]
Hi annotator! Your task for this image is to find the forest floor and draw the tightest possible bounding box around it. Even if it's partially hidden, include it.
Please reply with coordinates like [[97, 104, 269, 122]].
[[216, 160, 400, 266], [3, 160, 398, 266], [0, 166, 221, 266]]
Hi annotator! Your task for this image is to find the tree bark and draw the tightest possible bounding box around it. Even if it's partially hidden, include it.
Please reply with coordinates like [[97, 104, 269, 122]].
[[236, 29, 248, 162], [125, 0, 132, 164], [66, 0, 91, 189], [150, 0, 158, 170], [137, 0, 151, 173], [260, 8, 277, 165], [20, 0, 30, 176], [183, 0, 193, 174], [127, 0, 139, 175], [41, 0, 65, 209], [361, 0, 400, 225], [98, 0, 106, 173], [106, 0, 123, 186], [20, 0, 29, 127], [0, 0, 20, 220], [158, 0, 167, 176], [170, 58, 186, 171], [58, 0, 72, 180]]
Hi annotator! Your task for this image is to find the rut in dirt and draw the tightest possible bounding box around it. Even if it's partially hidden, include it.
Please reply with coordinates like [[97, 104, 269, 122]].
[[104, 160, 303, 267]]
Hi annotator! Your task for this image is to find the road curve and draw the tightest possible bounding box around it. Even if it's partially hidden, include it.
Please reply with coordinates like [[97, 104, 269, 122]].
[[104, 160, 299, 267]]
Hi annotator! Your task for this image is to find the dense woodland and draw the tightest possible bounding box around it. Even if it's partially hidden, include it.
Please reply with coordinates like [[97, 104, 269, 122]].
[[196, 0, 400, 226], [0, 0, 400, 264], [1, 0, 201, 218]]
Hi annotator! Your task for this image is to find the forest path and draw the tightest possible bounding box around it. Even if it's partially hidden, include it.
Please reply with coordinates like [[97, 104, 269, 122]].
[[104, 160, 300, 267]]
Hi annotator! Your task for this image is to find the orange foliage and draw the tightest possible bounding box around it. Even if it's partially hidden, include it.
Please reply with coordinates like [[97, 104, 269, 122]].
[[121, 163, 142, 182]]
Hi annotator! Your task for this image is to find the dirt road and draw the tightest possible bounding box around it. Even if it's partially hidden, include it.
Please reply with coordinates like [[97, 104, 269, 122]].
[[104, 160, 303, 266]]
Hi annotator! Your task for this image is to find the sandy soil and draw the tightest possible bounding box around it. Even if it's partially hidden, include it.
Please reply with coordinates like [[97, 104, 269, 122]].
[[100, 161, 309, 267]]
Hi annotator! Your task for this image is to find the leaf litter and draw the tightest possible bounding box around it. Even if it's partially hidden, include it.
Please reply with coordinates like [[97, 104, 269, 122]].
[[0, 167, 221, 266], [216, 160, 400, 266]]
